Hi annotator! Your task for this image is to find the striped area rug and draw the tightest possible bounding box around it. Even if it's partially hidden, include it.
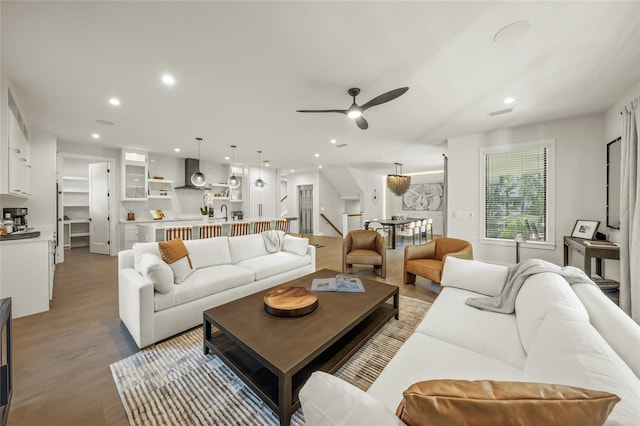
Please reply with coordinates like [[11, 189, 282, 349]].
[[110, 295, 431, 426]]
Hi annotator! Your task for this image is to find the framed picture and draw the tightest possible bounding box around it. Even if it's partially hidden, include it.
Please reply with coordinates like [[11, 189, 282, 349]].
[[571, 220, 600, 239]]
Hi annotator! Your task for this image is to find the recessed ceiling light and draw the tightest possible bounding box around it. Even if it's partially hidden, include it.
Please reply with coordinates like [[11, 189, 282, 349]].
[[91, 133, 100, 139], [494, 20, 531, 43], [265, 163, 270, 167], [318, 165, 323, 169], [290, 169, 294, 173], [314, 153, 320, 158], [109, 98, 120, 106], [162, 74, 175, 86], [224, 156, 230, 160], [174, 148, 180, 152], [504, 97, 515, 104], [330, 139, 337, 144]]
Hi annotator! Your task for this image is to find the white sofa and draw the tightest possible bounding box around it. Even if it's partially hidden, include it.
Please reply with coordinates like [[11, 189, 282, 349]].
[[300, 257, 640, 425], [118, 233, 316, 348]]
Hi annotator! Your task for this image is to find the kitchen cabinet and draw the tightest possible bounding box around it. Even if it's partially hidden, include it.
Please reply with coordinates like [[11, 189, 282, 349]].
[[248, 167, 276, 218], [0, 238, 52, 318], [6, 106, 31, 197], [121, 222, 139, 250], [121, 149, 148, 201]]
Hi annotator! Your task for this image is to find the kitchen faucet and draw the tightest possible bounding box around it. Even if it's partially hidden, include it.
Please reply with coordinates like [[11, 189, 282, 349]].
[[220, 204, 228, 221]]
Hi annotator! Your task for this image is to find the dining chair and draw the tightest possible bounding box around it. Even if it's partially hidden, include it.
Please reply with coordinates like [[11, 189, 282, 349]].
[[231, 222, 251, 236], [396, 221, 416, 245], [199, 224, 222, 239], [253, 220, 271, 234], [165, 226, 192, 241], [413, 220, 423, 243]]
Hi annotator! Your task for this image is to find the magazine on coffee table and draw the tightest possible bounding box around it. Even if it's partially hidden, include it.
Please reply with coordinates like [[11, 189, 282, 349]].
[[311, 274, 365, 293]]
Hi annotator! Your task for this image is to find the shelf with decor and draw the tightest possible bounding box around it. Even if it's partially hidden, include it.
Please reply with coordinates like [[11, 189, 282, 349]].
[[147, 179, 174, 199]]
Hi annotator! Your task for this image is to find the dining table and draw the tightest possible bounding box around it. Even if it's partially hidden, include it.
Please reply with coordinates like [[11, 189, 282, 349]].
[[364, 218, 417, 249]]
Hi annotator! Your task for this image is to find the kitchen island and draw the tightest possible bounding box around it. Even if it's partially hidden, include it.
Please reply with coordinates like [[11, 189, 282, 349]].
[[136, 217, 297, 242]]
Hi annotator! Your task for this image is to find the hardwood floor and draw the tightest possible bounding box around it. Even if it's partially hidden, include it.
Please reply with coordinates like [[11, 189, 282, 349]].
[[9, 235, 437, 425]]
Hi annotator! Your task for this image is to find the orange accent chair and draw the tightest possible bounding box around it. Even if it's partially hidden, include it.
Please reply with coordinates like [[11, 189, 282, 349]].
[[404, 238, 473, 284], [342, 229, 386, 278]]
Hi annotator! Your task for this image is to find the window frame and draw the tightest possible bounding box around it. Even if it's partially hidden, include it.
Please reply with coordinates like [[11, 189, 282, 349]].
[[479, 139, 556, 250]]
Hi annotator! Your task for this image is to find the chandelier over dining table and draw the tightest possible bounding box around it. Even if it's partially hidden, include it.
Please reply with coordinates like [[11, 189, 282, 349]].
[[387, 162, 411, 196]]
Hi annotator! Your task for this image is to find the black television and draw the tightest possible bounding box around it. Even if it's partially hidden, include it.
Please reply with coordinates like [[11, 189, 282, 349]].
[[0, 298, 12, 426]]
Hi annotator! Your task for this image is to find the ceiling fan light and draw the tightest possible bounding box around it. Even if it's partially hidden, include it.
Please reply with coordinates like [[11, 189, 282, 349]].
[[347, 109, 362, 119]]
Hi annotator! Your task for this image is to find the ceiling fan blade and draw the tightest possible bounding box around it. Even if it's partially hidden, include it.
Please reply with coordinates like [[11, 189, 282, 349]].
[[296, 109, 348, 114], [360, 87, 409, 112], [356, 116, 369, 130]]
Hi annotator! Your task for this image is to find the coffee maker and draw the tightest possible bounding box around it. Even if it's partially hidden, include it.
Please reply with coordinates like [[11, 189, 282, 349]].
[[3, 208, 28, 231]]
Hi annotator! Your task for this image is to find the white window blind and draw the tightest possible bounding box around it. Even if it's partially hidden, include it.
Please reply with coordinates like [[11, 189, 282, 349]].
[[484, 146, 548, 241]]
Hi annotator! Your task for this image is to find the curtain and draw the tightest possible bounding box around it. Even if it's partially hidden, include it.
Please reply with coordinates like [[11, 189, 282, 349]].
[[620, 96, 640, 322]]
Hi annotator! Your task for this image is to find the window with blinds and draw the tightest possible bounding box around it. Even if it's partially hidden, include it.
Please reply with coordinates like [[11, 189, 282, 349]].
[[484, 145, 548, 241]]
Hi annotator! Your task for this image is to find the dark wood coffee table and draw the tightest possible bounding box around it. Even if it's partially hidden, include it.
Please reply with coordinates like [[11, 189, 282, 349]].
[[203, 269, 399, 426]]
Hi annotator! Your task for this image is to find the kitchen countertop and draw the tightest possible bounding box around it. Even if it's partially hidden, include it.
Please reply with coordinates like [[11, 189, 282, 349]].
[[0, 226, 54, 244], [135, 217, 296, 230]]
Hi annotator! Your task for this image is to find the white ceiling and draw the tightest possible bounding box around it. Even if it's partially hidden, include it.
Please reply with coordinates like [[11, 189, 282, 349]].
[[2, 1, 639, 175]]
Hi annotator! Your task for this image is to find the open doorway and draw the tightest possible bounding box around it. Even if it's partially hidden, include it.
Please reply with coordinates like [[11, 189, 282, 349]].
[[57, 153, 115, 263]]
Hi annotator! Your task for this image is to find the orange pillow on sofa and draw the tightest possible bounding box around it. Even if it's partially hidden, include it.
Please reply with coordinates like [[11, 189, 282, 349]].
[[158, 238, 194, 283], [396, 380, 619, 426]]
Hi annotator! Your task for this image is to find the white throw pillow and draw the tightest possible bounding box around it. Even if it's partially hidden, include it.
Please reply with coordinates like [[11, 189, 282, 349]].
[[132, 242, 162, 274], [169, 256, 195, 284], [440, 257, 509, 297], [299, 372, 406, 426], [138, 253, 174, 294], [282, 235, 309, 256]]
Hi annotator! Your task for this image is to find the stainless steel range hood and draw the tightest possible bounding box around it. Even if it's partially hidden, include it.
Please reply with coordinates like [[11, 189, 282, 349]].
[[175, 158, 209, 190]]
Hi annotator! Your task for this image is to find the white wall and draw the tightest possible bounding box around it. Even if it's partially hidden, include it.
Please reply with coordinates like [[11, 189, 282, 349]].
[[349, 168, 385, 222], [448, 113, 604, 265], [318, 171, 343, 237]]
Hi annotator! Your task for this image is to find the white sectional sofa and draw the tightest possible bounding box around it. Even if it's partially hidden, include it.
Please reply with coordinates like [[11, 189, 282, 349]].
[[300, 257, 640, 425], [118, 233, 315, 348]]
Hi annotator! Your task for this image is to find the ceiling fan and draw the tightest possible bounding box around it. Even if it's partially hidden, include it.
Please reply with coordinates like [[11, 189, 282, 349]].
[[296, 87, 409, 130]]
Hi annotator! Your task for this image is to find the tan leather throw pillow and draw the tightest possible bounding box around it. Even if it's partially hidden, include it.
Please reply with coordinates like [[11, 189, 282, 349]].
[[158, 239, 194, 283], [395, 380, 619, 426]]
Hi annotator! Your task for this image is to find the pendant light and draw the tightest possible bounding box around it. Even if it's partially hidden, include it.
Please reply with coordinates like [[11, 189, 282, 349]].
[[228, 145, 241, 189], [190, 137, 207, 187], [387, 162, 411, 196], [254, 150, 265, 191]]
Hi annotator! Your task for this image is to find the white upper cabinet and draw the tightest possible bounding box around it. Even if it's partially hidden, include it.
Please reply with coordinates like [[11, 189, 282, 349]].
[[5, 95, 31, 197], [121, 149, 148, 201]]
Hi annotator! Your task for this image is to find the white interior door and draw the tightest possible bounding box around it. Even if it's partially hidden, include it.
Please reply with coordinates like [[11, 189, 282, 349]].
[[89, 162, 110, 255], [56, 154, 65, 263]]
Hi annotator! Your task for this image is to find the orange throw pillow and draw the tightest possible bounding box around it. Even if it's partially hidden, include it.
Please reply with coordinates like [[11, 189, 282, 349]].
[[158, 238, 194, 283], [396, 380, 619, 426]]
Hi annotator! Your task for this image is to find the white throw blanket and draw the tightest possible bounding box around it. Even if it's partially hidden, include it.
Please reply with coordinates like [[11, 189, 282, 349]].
[[261, 230, 285, 253], [465, 259, 598, 314]]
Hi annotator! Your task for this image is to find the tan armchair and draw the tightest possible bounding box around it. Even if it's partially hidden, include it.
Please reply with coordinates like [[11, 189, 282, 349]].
[[343, 230, 386, 278], [404, 237, 473, 284]]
